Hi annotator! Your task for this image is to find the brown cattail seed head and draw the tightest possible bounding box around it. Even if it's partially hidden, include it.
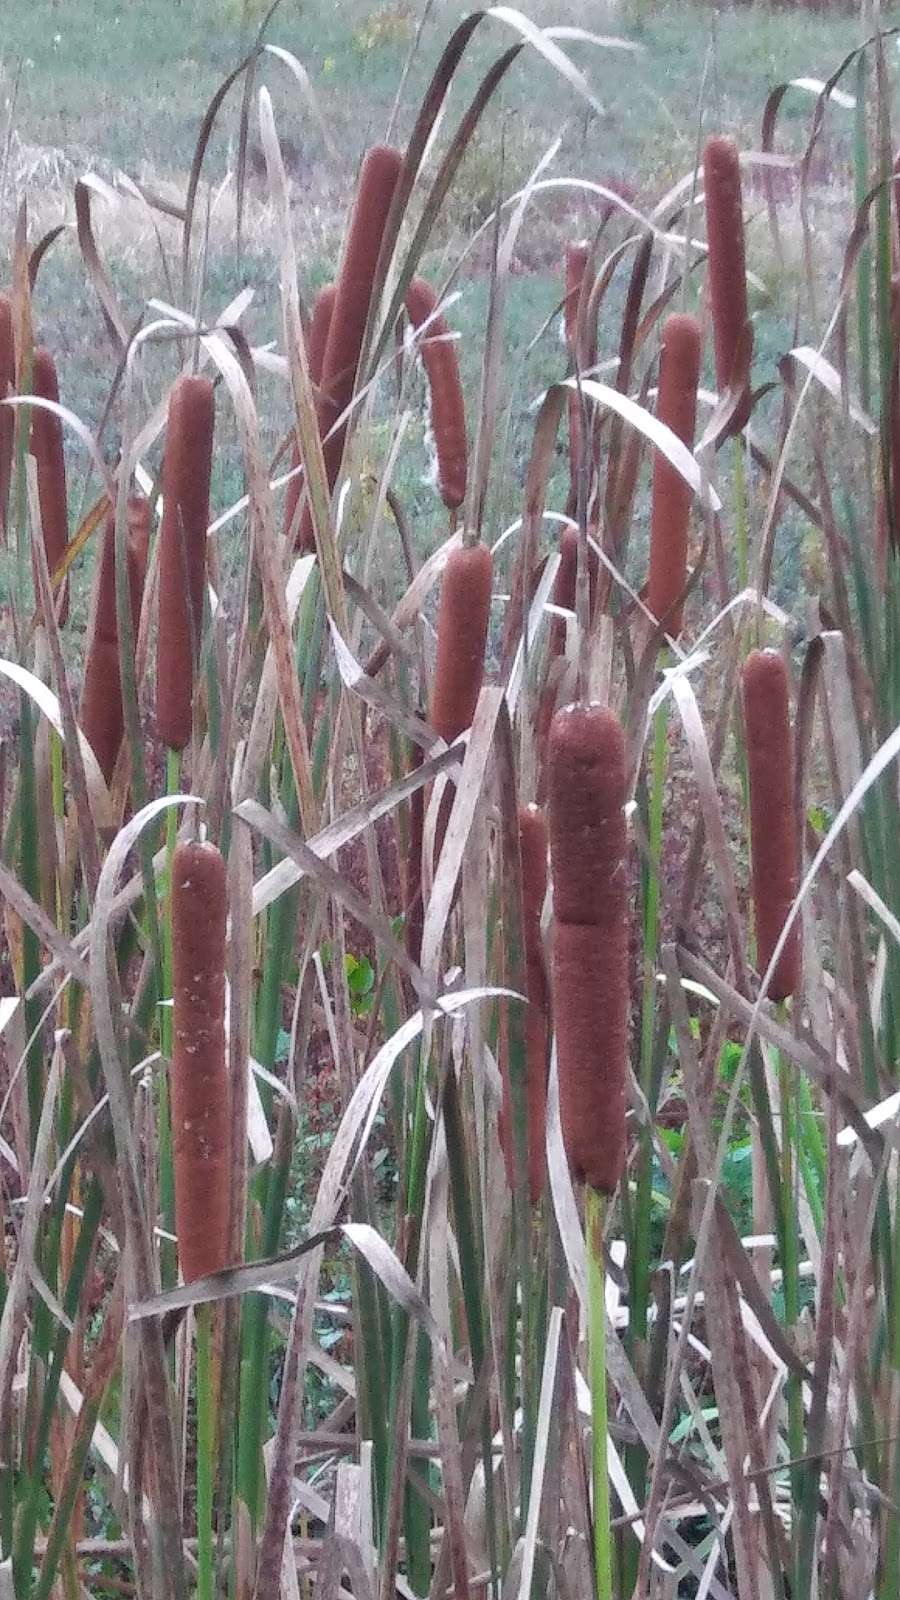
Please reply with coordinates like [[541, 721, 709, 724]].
[[552, 921, 628, 1193], [0, 294, 13, 540], [316, 147, 402, 480], [547, 703, 627, 926], [406, 276, 467, 512], [171, 839, 230, 1284], [156, 374, 214, 751], [499, 804, 550, 1205], [30, 347, 70, 625], [548, 704, 629, 1192], [429, 541, 493, 743], [647, 313, 702, 636], [285, 282, 336, 545], [703, 135, 752, 433], [80, 497, 150, 785], [741, 649, 801, 1001]]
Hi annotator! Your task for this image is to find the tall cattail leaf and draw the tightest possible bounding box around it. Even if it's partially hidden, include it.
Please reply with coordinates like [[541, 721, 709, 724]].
[[564, 242, 595, 518], [406, 276, 468, 513], [30, 347, 70, 624], [284, 281, 335, 544], [170, 839, 230, 1284], [703, 134, 752, 433], [499, 803, 549, 1205], [547, 703, 629, 1193], [647, 312, 702, 636], [80, 496, 150, 786], [156, 374, 214, 751], [0, 293, 13, 540], [741, 649, 801, 1001], [429, 541, 493, 742]]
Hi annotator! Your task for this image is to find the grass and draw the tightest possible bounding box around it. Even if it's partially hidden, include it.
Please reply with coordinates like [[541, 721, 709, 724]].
[[2, 2, 900, 1599]]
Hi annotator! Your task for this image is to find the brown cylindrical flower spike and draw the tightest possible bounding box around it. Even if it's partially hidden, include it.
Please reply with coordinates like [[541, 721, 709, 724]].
[[170, 839, 230, 1284], [0, 294, 13, 540], [499, 804, 550, 1205], [741, 649, 801, 1001], [30, 347, 70, 624], [429, 541, 493, 743], [703, 135, 752, 433], [647, 313, 702, 636], [285, 282, 336, 545], [156, 374, 214, 751], [298, 144, 402, 548], [80, 496, 150, 785], [548, 703, 629, 1193], [406, 276, 467, 513]]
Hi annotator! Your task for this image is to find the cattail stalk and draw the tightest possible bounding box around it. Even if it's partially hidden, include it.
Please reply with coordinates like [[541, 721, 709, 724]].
[[298, 144, 402, 548], [741, 649, 800, 1000], [547, 703, 629, 1193], [0, 293, 13, 541], [499, 804, 549, 1205], [703, 135, 752, 433], [647, 313, 702, 636], [30, 347, 70, 624], [156, 374, 215, 751], [80, 496, 150, 785], [405, 276, 467, 514], [536, 527, 599, 795], [284, 282, 335, 544]]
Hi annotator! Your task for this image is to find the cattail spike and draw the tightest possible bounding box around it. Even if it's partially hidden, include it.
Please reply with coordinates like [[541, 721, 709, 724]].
[[0, 294, 13, 541], [284, 282, 336, 543], [647, 313, 702, 636], [741, 649, 800, 1001], [171, 839, 230, 1284], [156, 374, 215, 751], [499, 804, 549, 1206], [548, 703, 629, 1193], [406, 277, 467, 513], [298, 144, 402, 548], [703, 135, 752, 434], [30, 347, 70, 624], [80, 496, 150, 785], [429, 541, 493, 743]]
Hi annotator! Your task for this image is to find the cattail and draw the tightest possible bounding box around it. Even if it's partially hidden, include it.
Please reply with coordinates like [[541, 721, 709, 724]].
[[0, 294, 13, 540], [405, 276, 467, 513], [429, 542, 493, 742], [284, 282, 336, 545], [297, 144, 402, 548], [156, 374, 214, 751], [499, 804, 549, 1205], [80, 496, 150, 785], [564, 243, 596, 518], [548, 524, 599, 658], [547, 704, 629, 1193], [741, 649, 800, 1001], [170, 839, 230, 1284], [30, 347, 70, 625], [703, 135, 752, 433], [646, 313, 702, 636]]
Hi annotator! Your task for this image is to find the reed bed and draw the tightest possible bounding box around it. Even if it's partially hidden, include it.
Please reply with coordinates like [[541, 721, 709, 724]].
[[1, 13, 900, 1600]]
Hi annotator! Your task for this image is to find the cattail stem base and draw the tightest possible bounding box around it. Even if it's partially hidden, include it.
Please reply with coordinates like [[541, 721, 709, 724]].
[[586, 1184, 614, 1600]]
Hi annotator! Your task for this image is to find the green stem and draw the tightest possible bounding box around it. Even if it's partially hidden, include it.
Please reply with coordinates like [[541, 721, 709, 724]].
[[197, 1307, 215, 1600], [586, 1186, 613, 1600], [734, 434, 748, 593]]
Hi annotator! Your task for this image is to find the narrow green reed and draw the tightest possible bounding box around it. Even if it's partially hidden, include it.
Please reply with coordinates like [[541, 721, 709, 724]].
[[196, 1307, 216, 1600]]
